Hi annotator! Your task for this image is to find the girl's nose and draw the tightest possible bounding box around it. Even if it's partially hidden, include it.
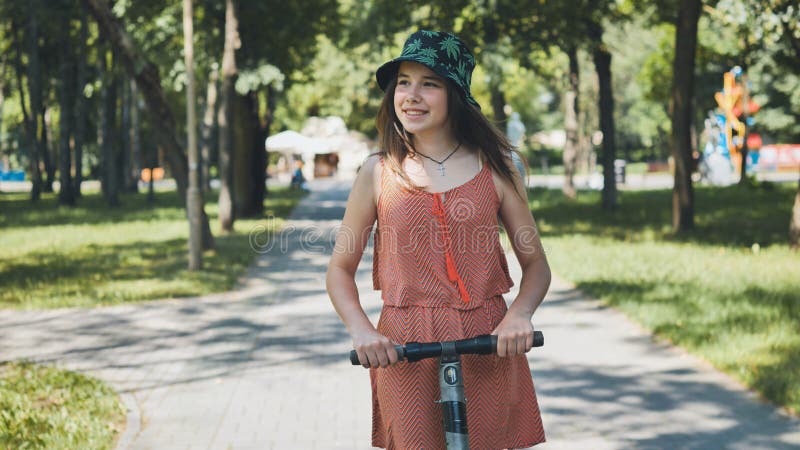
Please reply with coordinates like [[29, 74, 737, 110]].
[[406, 84, 421, 102]]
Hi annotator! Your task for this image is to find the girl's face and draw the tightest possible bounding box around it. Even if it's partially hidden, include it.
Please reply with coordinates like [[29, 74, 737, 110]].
[[394, 61, 449, 138]]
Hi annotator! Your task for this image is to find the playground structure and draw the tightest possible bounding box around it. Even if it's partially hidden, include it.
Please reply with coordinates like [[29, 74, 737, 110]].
[[702, 66, 761, 184]]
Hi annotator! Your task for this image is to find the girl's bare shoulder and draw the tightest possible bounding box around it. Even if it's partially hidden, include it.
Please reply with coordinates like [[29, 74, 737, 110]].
[[356, 152, 384, 204], [485, 151, 518, 204]]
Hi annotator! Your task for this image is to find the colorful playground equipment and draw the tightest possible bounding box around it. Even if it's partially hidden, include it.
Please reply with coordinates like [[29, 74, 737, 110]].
[[703, 66, 799, 182], [705, 66, 761, 179]]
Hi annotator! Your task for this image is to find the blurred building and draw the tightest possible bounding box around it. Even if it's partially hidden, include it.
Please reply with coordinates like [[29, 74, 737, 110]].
[[265, 116, 374, 182]]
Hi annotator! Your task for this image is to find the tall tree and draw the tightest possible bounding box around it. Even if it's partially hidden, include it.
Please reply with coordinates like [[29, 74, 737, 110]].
[[748, 0, 800, 247], [72, 3, 89, 198], [752, 0, 800, 248], [120, 73, 134, 192], [56, 7, 75, 206], [230, 0, 337, 217], [85, 0, 214, 248], [22, 6, 44, 201], [217, 0, 238, 232], [200, 65, 218, 192], [588, 21, 617, 210], [98, 45, 119, 207], [669, 0, 701, 232], [129, 79, 141, 194], [475, 0, 621, 205], [184, 0, 203, 270], [562, 46, 580, 199]]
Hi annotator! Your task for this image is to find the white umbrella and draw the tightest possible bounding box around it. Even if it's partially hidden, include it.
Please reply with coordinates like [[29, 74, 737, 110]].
[[265, 130, 331, 158]]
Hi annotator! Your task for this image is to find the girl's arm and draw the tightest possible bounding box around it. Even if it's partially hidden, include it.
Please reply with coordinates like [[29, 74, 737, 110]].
[[326, 155, 399, 368], [492, 161, 552, 357]]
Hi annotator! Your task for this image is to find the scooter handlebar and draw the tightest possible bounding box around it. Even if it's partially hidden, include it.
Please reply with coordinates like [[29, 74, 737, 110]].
[[350, 331, 543, 365]]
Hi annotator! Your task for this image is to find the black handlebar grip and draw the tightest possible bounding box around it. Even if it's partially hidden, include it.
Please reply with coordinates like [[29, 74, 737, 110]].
[[533, 330, 544, 347], [455, 332, 543, 354], [350, 345, 405, 365], [454, 334, 496, 355]]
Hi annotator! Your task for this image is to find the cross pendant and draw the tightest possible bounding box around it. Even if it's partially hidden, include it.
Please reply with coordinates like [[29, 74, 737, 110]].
[[438, 164, 446, 176]]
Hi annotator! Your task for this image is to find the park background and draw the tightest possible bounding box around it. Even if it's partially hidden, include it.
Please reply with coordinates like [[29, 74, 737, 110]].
[[0, 0, 799, 448]]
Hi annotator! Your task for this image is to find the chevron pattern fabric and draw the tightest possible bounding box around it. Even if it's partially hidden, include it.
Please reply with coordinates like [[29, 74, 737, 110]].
[[368, 157, 545, 448], [370, 297, 545, 449], [373, 158, 514, 310]]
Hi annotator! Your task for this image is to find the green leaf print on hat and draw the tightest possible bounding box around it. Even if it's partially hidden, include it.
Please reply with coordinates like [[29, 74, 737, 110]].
[[439, 35, 461, 60], [417, 47, 438, 67], [402, 39, 422, 56]]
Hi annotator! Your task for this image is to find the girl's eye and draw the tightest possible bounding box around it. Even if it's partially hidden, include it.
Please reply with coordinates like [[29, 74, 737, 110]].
[[424, 82, 440, 87], [398, 79, 410, 86]]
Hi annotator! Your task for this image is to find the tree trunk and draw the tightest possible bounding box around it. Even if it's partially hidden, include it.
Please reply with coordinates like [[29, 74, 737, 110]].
[[200, 66, 219, 192], [85, 0, 214, 249], [218, 0, 239, 231], [28, 0, 55, 192], [41, 107, 55, 193], [239, 91, 266, 217], [147, 159, 156, 204], [482, 14, 506, 124], [263, 84, 277, 196], [232, 92, 255, 216], [99, 47, 119, 207], [120, 74, 135, 192], [738, 70, 751, 184], [591, 27, 617, 211], [57, 26, 76, 206], [562, 46, 579, 199], [112, 56, 126, 194], [670, 0, 701, 232], [489, 83, 507, 125], [73, 5, 88, 198], [253, 113, 268, 211], [790, 176, 800, 249], [130, 79, 141, 193], [184, 0, 203, 270], [23, 9, 44, 201]]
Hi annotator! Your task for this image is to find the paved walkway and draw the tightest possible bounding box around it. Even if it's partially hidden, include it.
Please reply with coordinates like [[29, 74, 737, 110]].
[[1, 178, 799, 449]]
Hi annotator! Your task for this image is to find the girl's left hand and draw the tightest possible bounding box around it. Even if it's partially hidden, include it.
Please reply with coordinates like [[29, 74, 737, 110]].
[[491, 311, 535, 357]]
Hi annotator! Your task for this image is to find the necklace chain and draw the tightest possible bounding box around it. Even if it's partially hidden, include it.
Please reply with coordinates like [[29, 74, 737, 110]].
[[414, 142, 461, 176]]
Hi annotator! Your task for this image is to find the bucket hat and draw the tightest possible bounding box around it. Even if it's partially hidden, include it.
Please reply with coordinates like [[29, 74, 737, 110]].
[[376, 30, 480, 108]]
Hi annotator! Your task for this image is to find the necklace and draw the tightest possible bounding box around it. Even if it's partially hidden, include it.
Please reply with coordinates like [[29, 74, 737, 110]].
[[414, 142, 462, 176]]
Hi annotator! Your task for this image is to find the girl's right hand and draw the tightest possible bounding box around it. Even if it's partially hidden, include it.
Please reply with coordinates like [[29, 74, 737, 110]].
[[352, 330, 399, 368]]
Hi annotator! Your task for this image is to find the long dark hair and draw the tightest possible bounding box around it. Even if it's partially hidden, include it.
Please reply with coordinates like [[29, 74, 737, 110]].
[[376, 76, 525, 197]]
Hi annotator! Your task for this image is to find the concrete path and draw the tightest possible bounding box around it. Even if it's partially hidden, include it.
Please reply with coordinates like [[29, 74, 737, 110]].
[[1, 178, 798, 449]]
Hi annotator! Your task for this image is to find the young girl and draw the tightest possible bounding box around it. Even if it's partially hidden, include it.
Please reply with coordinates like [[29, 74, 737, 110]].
[[327, 30, 550, 449]]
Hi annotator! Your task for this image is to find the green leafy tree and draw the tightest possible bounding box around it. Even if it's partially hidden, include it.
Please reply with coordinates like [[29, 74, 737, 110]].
[[85, 0, 216, 248]]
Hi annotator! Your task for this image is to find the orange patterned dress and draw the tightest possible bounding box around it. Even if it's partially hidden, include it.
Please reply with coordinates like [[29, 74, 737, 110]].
[[370, 157, 545, 449]]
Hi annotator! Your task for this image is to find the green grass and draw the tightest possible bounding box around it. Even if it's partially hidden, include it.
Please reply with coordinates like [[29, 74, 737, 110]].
[[532, 183, 800, 415], [0, 187, 307, 309], [0, 361, 126, 450]]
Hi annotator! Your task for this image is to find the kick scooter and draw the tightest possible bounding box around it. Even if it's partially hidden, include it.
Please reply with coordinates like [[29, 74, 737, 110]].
[[350, 331, 544, 450]]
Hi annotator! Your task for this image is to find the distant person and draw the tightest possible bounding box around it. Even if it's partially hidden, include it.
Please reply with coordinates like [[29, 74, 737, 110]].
[[289, 160, 308, 190], [326, 30, 548, 449]]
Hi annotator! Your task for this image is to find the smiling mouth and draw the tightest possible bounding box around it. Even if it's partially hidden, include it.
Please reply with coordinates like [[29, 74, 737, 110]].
[[403, 109, 428, 116]]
